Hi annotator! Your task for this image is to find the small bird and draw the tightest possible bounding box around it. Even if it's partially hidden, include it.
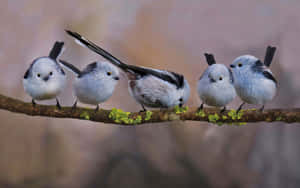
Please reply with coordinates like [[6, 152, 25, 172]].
[[197, 53, 236, 112], [23, 41, 67, 109], [65, 30, 190, 111], [59, 60, 120, 111], [230, 46, 277, 112]]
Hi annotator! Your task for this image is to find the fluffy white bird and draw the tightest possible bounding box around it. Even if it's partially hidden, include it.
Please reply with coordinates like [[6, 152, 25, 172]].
[[59, 60, 119, 111], [197, 53, 236, 112], [230, 46, 277, 112], [23, 41, 67, 108]]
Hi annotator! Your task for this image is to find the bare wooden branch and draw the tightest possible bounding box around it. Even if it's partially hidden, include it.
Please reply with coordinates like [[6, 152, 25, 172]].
[[0, 94, 299, 125]]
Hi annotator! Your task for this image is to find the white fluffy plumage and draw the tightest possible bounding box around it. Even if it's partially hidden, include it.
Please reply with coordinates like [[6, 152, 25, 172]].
[[197, 54, 236, 111], [23, 41, 66, 107], [230, 46, 277, 111]]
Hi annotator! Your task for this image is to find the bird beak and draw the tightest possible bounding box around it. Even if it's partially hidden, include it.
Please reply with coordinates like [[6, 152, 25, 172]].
[[114, 76, 119, 80], [230, 64, 235, 68], [210, 78, 216, 83], [43, 76, 49, 81]]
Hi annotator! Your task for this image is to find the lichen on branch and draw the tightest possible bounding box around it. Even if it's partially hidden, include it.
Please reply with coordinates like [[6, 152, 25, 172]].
[[0, 93, 299, 125]]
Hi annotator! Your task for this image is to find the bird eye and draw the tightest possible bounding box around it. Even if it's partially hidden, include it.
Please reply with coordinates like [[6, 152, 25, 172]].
[[179, 98, 183, 102], [49, 72, 53, 76], [238, 63, 242, 67], [37, 73, 41, 77], [219, 77, 223, 81], [107, 72, 112, 76]]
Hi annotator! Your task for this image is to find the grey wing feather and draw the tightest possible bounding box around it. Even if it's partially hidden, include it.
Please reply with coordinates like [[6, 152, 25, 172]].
[[78, 62, 98, 78], [251, 60, 264, 72], [263, 71, 277, 84], [252, 60, 277, 85]]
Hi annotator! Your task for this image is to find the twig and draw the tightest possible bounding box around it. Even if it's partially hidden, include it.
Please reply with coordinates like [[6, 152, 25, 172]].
[[0, 94, 299, 125]]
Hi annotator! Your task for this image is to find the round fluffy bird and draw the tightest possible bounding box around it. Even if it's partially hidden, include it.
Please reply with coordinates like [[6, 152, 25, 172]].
[[197, 53, 236, 112], [230, 46, 277, 112], [59, 60, 119, 111], [23, 41, 67, 108]]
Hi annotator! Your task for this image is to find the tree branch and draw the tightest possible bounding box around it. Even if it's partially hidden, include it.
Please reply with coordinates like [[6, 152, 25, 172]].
[[0, 93, 299, 125]]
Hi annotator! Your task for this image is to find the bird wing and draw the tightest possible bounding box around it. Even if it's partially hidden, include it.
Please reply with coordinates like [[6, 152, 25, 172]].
[[78, 62, 98, 78], [252, 60, 277, 85], [262, 71, 277, 84]]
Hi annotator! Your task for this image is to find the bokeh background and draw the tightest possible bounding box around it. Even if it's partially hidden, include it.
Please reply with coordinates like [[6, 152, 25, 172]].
[[0, 0, 300, 187]]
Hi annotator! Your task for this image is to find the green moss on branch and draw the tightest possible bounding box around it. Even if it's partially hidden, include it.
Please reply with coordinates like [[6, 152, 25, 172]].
[[0, 94, 299, 125]]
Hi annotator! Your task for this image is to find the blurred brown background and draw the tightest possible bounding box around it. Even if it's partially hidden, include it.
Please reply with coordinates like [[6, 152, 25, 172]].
[[0, 0, 300, 187]]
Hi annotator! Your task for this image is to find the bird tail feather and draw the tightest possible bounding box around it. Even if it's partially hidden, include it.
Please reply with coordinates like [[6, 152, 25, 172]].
[[59, 59, 81, 75], [49, 41, 65, 60], [264, 46, 276, 67], [65, 30, 129, 71]]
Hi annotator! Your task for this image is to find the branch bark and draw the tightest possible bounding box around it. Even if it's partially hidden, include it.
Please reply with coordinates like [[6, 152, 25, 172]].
[[0, 94, 299, 125]]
